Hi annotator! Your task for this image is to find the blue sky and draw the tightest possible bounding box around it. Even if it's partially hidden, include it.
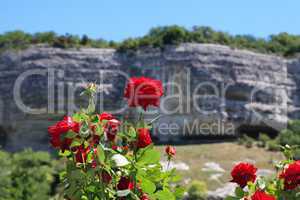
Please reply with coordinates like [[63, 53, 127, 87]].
[[0, 0, 299, 41]]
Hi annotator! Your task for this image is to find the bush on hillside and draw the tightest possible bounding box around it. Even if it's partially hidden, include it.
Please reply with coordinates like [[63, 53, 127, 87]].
[[239, 135, 255, 148], [278, 120, 300, 146], [186, 180, 207, 200], [267, 140, 281, 152], [1, 26, 300, 56], [0, 149, 56, 200], [257, 133, 271, 148]]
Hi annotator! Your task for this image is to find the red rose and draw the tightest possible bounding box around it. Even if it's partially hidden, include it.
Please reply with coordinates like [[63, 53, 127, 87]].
[[48, 116, 79, 150], [124, 77, 163, 110], [279, 160, 300, 190], [91, 135, 100, 145], [112, 145, 119, 151], [104, 119, 120, 141], [136, 128, 152, 148], [98, 112, 114, 121], [230, 162, 257, 188], [250, 190, 276, 200], [101, 171, 112, 184], [117, 177, 134, 190], [165, 146, 176, 157], [98, 112, 120, 142], [75, 146, 90, 163]]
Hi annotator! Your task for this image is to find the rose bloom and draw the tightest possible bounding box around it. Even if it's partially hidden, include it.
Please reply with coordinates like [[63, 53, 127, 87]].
[[98, 112, 114, 121], [101, 171, 112, 184], [48, 116, 79, 151], [136, 128, 152, 148], [75, 146, 89, 163], [124, 77, 163, 110], [98, 112, 121, 142], [117, 177, 134, 190], [248, 190, 277, 200], [279, 160, 300, 190], [165, 145, 176, 157], [230, 162, 257, 188]]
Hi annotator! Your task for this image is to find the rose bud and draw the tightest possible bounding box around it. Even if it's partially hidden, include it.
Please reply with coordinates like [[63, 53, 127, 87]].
[[136, 128, 152, 148], [165, 145, 176, 157], [117, 177, 134, 190]]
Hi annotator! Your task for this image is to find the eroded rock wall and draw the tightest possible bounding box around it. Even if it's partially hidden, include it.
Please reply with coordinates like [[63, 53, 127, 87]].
[[0, 43, 299, 150]]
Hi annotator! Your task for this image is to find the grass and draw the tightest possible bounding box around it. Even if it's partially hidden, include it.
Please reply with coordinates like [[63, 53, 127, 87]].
[[156, 142, 284, 191]]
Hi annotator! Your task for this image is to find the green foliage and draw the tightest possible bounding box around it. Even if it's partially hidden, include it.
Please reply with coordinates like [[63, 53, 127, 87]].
[[0, 149, 55, 200], [267, 140, 281, 152], [186, 180, 207, 200], [278, 120, 300, 146], [0, 30, 31, 51], [240, 135, 255, 148], [32, 31, 57, 44], [0, 151, 12, 200], [257, 133, 271, 148], [1, 26, 300, 56]]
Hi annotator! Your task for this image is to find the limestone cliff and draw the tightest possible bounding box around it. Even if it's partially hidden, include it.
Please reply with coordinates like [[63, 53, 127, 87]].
[[0, 43, 299, 151]]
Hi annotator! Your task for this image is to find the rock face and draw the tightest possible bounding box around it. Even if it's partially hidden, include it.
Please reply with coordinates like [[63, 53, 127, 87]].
[[0, 43, 299, 151]]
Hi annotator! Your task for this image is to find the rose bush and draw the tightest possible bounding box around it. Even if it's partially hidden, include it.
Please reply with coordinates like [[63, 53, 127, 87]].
[[48, 78, 183, 200], [226, 145, 300, 200]]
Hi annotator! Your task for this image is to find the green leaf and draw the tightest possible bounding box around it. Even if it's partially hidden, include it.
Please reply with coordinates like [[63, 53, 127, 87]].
[[72, 112, 89, 122], [155, 189, 175, 200], [127, 127, 137, 138], [96, 145, 106, 164], [87, 98, 96, 114], [170, 174, 182, 182], [71, 190, 82, 200], [94, 124, 103, 136], [79, 122, 91, 138], [248, 182, 256, 193], [174, 187, 185, 198], [59, 171, 67, 181], [70, 139, 82, 148], [234, 187, 244, 198], [140, 178, 156, 194], [59, 150, 71, 157], [65, 131, 77, 139], [87, 185, 96, 192], [138, 148, 160, 165]]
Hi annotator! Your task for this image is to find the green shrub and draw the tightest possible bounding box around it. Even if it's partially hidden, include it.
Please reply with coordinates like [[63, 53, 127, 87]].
[[241, 135, 254, 148], [32, 32, 57, 44], [1, 27, 300, 57], [186, 180, 207, 200], [0, 30, 31, 51], [0, 151, 12, 200], [278, 120, 300, 146], [292, 148, 300, 160], [257, 133, 271, 148], [0, 149, 56, 200], [267, 140, 281, 152], [237, 137, 244, 145]]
